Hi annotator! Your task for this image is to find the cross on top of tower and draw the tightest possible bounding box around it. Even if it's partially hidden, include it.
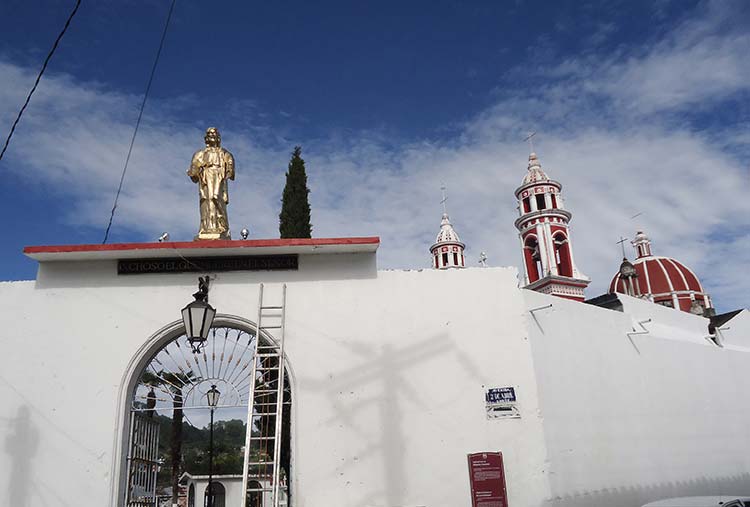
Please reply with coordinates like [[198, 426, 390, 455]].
[[523, 131, 536, 153], [440, 183, 448, 215], [616, 236, 629, 259]]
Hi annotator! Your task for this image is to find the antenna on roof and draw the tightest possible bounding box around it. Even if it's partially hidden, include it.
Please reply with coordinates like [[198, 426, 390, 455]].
[[629, 211, 645, 239], [523, 131, 537, 153]]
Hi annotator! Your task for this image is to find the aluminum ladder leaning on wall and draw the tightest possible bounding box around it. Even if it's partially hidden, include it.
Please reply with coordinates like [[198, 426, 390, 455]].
[[241, 283, 288, 507]]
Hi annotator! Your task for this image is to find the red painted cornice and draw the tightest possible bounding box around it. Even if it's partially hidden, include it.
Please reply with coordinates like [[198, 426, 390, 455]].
[[24, 237, 380, 262]]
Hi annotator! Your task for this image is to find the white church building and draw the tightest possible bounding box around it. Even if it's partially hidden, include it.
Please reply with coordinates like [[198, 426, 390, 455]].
[[0, 151, 748, 507]]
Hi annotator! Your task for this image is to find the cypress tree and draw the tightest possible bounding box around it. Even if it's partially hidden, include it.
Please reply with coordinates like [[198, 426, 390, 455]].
[[279, 146, 312, 238]]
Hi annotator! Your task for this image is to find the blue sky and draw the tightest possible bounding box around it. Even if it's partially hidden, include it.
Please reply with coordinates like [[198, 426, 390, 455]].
[[0, 0, 748, 310]]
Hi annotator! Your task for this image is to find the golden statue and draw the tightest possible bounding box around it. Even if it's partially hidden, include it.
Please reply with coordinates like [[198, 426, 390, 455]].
[[188, 127, 235, 240]]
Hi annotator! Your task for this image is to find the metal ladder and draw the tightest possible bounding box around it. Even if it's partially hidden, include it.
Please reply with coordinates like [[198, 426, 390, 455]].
[[241, 283, 288, 507]]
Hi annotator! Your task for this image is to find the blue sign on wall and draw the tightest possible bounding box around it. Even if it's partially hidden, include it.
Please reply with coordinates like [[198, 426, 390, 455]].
[[485, 387, 516, 404]]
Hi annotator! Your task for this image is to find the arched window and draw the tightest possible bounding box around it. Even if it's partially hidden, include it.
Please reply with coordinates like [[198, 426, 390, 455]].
[[247, 480, 263, 507], [535, 194, 546, 210], [120, 317, 292, 507], [524, 236, 542, 283], [553, 233, 572, 277], [205, 481, 225, 507]]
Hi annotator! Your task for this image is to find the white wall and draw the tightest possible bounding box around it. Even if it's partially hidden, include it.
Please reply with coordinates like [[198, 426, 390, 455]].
[[716, 309, 750, 350], [0, 257, 551, 507], [2, 251, 747, 507], [524, 290, 750, 507], [281, 267, 549, 507]]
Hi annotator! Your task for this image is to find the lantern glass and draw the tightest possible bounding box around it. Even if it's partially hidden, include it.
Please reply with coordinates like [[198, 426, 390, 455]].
[[181, 300, 216, 338], [206, 385, 220, 408], [181, 299, 216, 353]]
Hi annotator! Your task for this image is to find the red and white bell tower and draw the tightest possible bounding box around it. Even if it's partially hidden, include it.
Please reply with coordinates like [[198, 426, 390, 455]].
[[430, 212, 466, 269], [514, 152, 589, 301]]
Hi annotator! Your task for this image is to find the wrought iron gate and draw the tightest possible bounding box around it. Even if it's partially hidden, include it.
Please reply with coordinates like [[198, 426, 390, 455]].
[[128, 310, 291, 506], [126, 413, 161, 507]]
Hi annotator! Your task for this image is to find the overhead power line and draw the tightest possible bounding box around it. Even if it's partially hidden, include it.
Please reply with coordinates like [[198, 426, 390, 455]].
[[102, 0, 178, 244], [0, 0, 82, 163]]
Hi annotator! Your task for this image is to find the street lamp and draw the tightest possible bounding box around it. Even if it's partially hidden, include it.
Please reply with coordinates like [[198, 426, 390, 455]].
[[182, 276, 216, 353], [206, 384, 221, 408], [206, 384, 220, 507]]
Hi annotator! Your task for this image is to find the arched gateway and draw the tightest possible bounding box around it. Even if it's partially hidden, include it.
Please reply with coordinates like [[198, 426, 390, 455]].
[[116, 314, 291, 507]]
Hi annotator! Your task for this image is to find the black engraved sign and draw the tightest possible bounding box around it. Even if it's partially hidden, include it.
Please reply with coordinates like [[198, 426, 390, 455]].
[[118, 255, 298, 275]]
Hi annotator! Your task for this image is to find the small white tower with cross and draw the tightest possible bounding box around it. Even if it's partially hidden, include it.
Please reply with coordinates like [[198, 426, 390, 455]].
[[430, 184, 466, 269]]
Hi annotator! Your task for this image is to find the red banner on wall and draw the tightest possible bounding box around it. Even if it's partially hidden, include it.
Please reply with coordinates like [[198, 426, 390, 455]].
[[467, 452, 508, 507]]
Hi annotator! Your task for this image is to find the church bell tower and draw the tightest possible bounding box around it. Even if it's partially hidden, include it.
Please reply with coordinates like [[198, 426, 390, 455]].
[[430, 212, 466, 269], [514, 152, 589, 301], [430, 185, 466, 269]]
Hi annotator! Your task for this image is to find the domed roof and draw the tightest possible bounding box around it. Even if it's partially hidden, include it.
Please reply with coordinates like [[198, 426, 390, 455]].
[[608, 233, 710, 312], [522, 152, 550, 185], [433, 213, 463, 245], [609, 256, 705, 296]]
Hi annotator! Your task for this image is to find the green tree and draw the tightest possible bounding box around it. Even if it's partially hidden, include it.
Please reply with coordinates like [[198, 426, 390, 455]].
[[279, 146, 312, 238]]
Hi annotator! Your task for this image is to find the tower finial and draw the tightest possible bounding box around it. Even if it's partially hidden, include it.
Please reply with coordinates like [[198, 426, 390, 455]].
[[632, 230, 653, 258], [440, 183, 448, 215], [523, 131, 537, 153], [616, 236, 629, 259]]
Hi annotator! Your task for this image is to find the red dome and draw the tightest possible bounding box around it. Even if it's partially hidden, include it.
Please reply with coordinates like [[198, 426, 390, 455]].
[[609, 256, 711, 312]]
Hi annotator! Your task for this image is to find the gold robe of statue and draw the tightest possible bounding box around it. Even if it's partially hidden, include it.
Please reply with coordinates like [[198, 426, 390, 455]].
[[188, 127, 235, 240]]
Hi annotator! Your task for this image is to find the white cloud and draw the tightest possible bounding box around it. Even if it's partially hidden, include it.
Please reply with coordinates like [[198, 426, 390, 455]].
[[586, 0, 749, 115], [601, 32, 750, 114], [0, 0, 748, 310]]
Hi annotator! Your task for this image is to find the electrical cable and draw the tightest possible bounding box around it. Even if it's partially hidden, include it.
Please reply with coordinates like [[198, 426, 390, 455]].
[[0, 0, 82, 163], [102, 0, 178, 244]]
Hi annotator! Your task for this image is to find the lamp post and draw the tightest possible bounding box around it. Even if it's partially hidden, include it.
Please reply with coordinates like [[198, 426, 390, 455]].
[[182, 276, 216, 353], [206, 384, 220, 507]]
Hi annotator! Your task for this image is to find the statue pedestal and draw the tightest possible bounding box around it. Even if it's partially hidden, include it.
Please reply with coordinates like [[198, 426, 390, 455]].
[[195, 231, 231, 241]]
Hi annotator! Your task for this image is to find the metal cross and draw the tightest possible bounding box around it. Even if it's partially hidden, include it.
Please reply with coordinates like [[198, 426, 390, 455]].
[[523, 131, 537, 153], [616, 236, 629, 258], [440, 183, 448, 214]]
